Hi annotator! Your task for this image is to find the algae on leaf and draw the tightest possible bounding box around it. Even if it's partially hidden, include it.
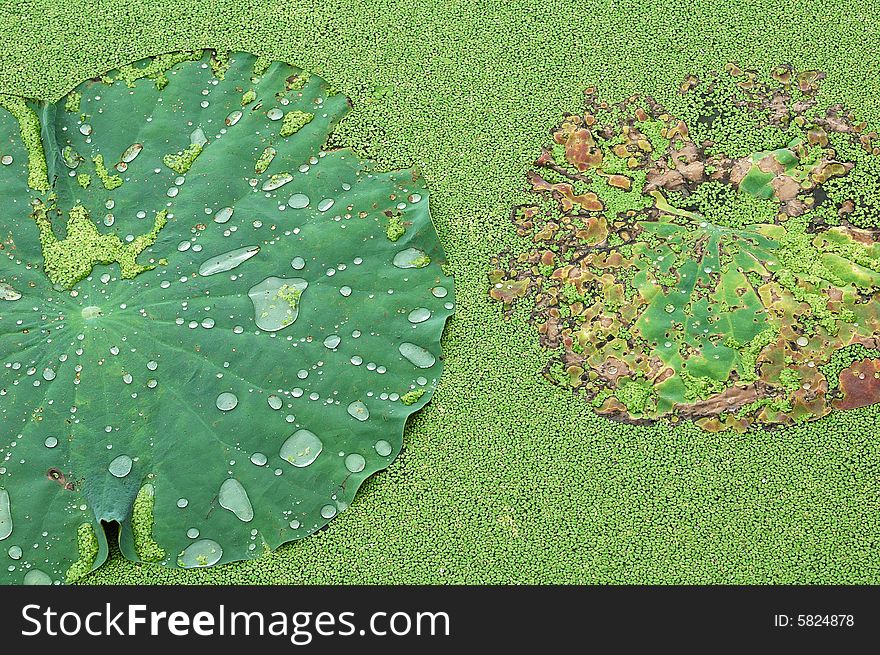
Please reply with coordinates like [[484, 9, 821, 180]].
[[0, 51, 453, 583], [490, 66, 880, 431]]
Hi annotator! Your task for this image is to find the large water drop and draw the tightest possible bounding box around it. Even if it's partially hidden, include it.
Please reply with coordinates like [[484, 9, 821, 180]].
[[280, 429, 323, 467], [408, 308, 431, 324], [287, 194, 309, 209], [216, 392, 238, 411], [198, 245, 260, 277], [23, 569, 52, 585], [178, 539, 223, 568], [218, 479, 254, 522], [0, 489, 11, 540], [347, 401, 370, 421], [399, 342, 436, 368], [108, 455, 133, 478], [393, 248, 429, 269], [248, 277, 308, 332]]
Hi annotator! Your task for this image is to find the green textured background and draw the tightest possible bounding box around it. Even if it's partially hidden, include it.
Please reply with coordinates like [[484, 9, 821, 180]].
[[2, 0, 879, 583]]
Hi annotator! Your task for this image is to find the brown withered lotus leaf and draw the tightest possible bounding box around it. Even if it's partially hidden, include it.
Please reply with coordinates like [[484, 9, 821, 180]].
[[834, 359, 880, 410], [489, 64, 880, 431]]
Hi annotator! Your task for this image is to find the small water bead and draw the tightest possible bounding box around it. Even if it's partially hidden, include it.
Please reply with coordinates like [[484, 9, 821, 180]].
[[320, 505, 337, 519], [393, 248, 429, 269], [267, 395, 283, 410], [8, 545, 22, 560], [177, 240, 191, 252], [178, 539, 222, 568], [216, 392, 238, 411], [108, 454, 133, 478], [200, 100, 209, 108], [287, 193, 310, 209], [250, 452, 268, 466], [280, 429, 323, 467], [297, 369, 309, 379], [177, 498, 189, 509], [100, 273, 112, 284], [417, 376, 428, 386], [136, 210, 147, 219], [291, 257, 306, 270], [167, 187, 179, 198], [147, 379, 158, 389], [408, 193, 422, 203], [123, 373, 133, 384], [289, 520, 301, 530], [42, 368, 56, 381], [146, 360, 158, 371], [103, 214, 115, 227], [431, 286, 448, 298], [226, 110, 243, 126], [0, 155, 12, 166], [408, 308, 431, 323], [323, 334, 341, 349], [796, 336, 809, 347], [374, 440, 393, 457], [399, 342, 436, 368], [218, 478, 254, 522], [347, 401, 369, 421], [267, 108, 283, 120], [199, 245, 260, 276], [317, 198, 335, 212], [186, 528, 200, 539], [44, 436, 58, 448], [79, 124, 92, 136], [350, 356, 363, 366], [340, 286, 352, 297], [345, 453, 366, 473]]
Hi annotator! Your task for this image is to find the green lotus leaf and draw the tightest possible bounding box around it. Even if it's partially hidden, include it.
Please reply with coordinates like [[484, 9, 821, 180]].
[[490, 65, 880, 431], [0, 51, 454, 583]]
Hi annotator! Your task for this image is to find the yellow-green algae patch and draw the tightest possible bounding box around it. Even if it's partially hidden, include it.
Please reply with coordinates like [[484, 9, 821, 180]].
[[0, 94, 49, 191], [162, 142, 203, 175], [386, 212, 406, 241], [92, 153, 123, 190], [132, 484, 165, 563], [280, 110, 313, 137], [401, 388, 426, 405], [66, 523, 99, 583], [240, 89, 256, 106], [33, 202, 167, 288]]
